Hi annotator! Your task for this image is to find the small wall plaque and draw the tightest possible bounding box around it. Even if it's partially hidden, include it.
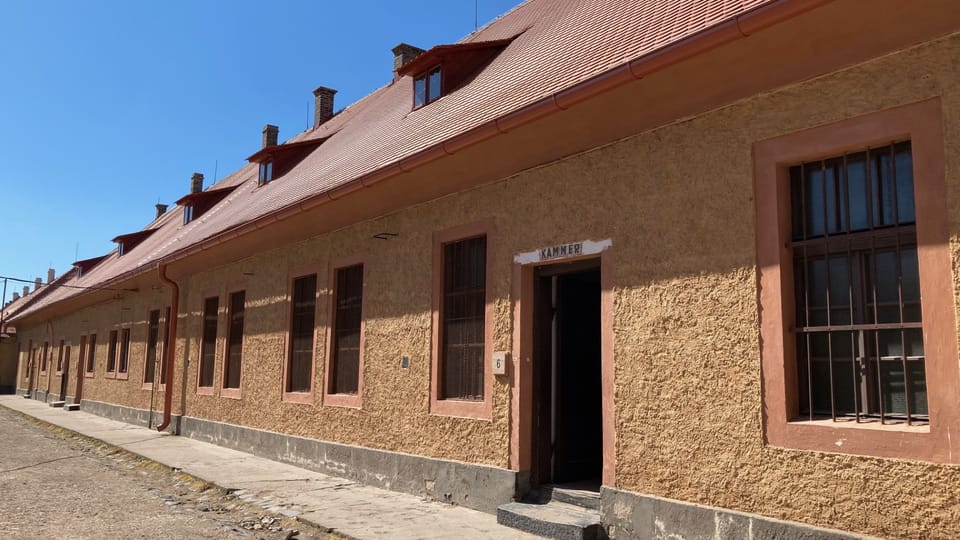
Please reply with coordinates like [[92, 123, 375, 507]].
[[492, 351, 509, 376]]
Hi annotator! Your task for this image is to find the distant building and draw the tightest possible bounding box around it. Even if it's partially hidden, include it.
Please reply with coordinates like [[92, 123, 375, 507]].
[[10, 1, 960, 538]]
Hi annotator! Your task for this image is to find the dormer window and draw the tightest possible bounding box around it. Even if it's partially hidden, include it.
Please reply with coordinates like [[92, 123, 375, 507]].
[[176, 185, 239, 225], [183, 205, 195, 225], [259, 160, 274, 186], [397, 37, 517, 112], [414, 67, 442, 108]]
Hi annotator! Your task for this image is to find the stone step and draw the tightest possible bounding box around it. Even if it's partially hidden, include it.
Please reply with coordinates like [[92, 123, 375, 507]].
[[542, 485, 601, 510], [49, 401, 66, 408], [497, 501, 604, 540], [64, 403, 80, 411]]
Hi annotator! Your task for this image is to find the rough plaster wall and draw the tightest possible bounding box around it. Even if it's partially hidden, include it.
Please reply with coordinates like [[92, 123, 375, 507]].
[[14, 284, 169, 412], [606, 34, 960, 539], [11, 31, 960, 538]]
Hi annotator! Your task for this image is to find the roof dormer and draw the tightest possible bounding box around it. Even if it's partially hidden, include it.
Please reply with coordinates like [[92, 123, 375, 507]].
[[72, 255, 107, 279], [112, 229, 157, 257], [395, 37, 515, 109], [246, 126, 333, 187], [176, 184, 239, 225]]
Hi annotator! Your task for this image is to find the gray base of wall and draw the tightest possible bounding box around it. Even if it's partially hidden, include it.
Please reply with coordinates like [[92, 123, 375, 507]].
[[79, 399, 178, 433], [179, 415, 517, 514], [56, 397, 516, 514], [600, 487, 868, 540]]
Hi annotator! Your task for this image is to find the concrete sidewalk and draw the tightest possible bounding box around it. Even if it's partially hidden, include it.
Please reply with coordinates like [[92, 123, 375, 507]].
[[0, 396, 540, 540]]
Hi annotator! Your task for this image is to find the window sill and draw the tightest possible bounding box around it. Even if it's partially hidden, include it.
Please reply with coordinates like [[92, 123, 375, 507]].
[[767, 418, 947, 462], [221, 387, 242, 400], [196, 386, 215, 396], [116, 372, 129, 381], [430, 398, 491, 420], [84, 372, 95, 379], [105, 372, 117, 380], [282, 391, 314, 405], [324, 393, 361, 408], [787, 417, 929, 434]]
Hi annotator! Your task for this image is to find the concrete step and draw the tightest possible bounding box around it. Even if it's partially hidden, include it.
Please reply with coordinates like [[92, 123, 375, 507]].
[[49, 401, 66, 408], [64, 403, 80, 411], [497, 501, 604, 540], [22, 392, 31, 399], [542, 485, 601, 511]]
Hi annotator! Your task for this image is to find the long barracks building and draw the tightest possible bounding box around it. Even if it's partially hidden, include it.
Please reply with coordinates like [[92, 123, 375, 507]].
[[7, 1, 960, 538]]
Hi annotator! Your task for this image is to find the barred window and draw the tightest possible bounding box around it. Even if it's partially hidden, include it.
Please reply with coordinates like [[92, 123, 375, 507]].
[[792, 141, 926, 425], [441, 236, 486, 400], [199, 297, 218, 388], [287, 275, 317, 393], [224, 291, 245, 390], [330, 265, 363, 395]]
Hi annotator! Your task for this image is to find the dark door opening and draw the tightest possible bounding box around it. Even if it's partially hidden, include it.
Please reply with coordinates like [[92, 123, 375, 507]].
[[59, 345, 70, 402], [533, 260, 602, 487]]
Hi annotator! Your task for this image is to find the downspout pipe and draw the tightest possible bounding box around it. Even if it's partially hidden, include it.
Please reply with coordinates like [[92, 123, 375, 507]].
[[157, 264, 179, 432]]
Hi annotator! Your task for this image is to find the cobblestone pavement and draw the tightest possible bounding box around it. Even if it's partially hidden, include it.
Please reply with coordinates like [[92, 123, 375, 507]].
[[0, 407, 335, 540]]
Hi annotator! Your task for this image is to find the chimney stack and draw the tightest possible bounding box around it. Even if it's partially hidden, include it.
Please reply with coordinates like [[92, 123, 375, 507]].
[[262, 124, 279, 148], [190, 172, 204, 194], [34, 278, 42, 291], [12, 292, 19, 302], [313, 87, 337, 128], [155, 203, 168, 219], [392, 43, 425, 79], [22, 286, 29, 297], [47, 268, 55, 284]]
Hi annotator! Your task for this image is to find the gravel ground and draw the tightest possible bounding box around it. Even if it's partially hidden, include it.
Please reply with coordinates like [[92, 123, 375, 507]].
[[0, 407, 338, 540]]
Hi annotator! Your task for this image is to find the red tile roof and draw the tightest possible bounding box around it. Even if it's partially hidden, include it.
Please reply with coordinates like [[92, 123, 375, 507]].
[[13, 0, 782, 320]]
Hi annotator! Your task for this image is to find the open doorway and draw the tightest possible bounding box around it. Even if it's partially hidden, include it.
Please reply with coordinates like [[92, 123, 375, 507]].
[[532, 259, 602, 488], [59, 345, 71, 402]]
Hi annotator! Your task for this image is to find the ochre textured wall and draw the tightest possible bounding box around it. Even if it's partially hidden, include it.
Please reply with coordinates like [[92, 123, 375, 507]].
[[13, 30, 960, 539]]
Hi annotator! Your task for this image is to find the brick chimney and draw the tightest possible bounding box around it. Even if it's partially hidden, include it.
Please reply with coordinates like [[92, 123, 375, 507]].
[[22, 286, 29, 297], [262, 124, 279, 148], [34, 278, 41, 291], [392, 43, 425, 79], [47, 268, 55, 284], [155, 203, 168, 219], [190, 173, 204, 194], [11, 292, 19, 302], [313, 87, 336, 128]]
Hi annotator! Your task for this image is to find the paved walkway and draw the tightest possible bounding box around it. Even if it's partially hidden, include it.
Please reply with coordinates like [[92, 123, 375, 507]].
[[0, 396, 540, 540]]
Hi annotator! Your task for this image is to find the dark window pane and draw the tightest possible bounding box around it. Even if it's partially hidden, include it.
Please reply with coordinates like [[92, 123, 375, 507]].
[[288, 275, 317, 393], [86, 334, 97, 373], [107, 331, 118, 372], [119, 329, 130, 373], [160, 307, 171, 384], [428, 68, 442, 102], [332, 265, 363, 395], [805, 165, 825, 238], [199, 297, 218, 387], [441, 236, 486, 400], [414, 77, 427, 107], [846, 153, 869, 231], [225, 291, 245, 389], [895, 141, 915, 224], [790, 166, 804, 240], [145, 310, 160, 384]]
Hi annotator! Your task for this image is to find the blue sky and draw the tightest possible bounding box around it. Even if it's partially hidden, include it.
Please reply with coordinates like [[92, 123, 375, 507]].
[[0, 0, 521, 303]]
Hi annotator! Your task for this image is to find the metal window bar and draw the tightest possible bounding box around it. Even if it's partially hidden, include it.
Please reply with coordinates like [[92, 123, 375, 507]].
[[791, 141, 926, 425]]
